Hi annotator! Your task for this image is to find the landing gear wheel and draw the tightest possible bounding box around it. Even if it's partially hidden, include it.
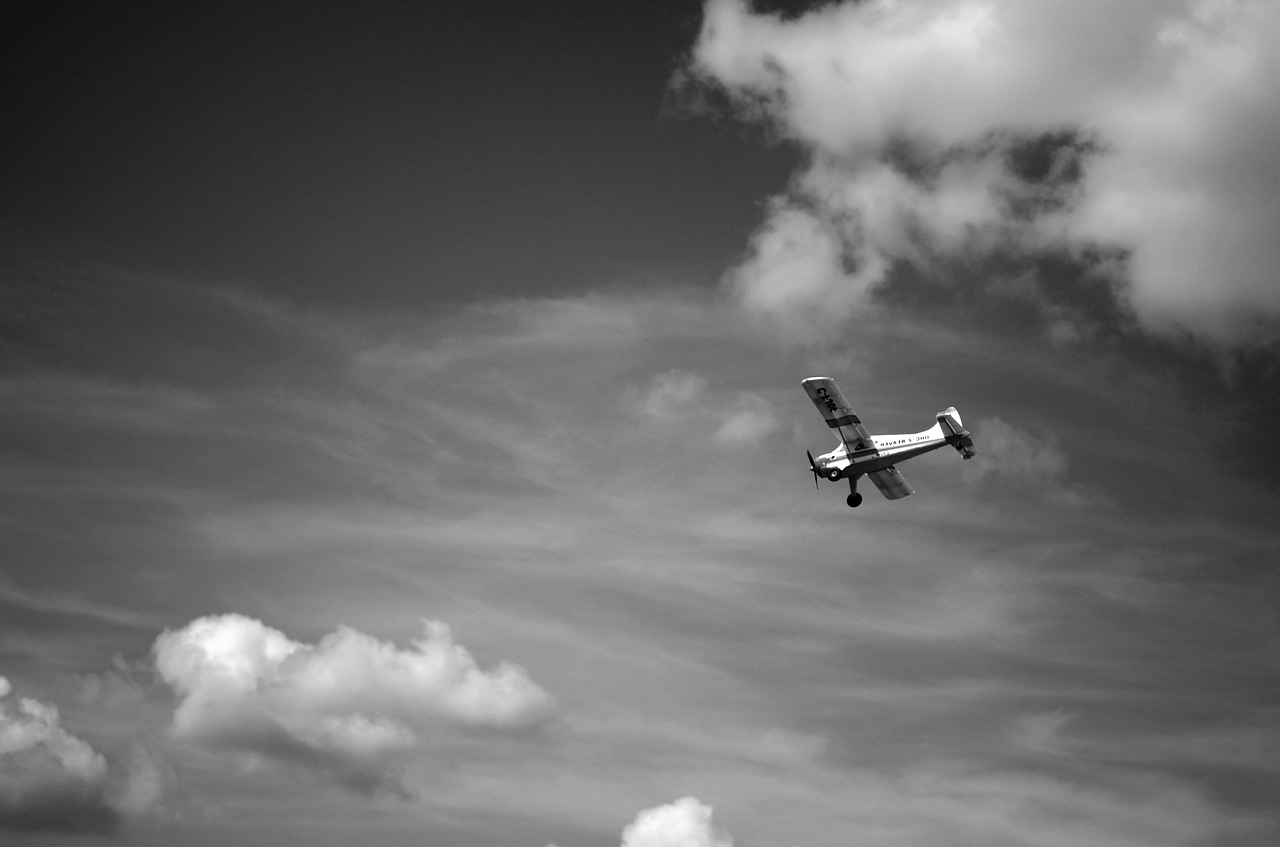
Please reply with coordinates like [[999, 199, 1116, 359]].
[[846, 492, 863, 508]]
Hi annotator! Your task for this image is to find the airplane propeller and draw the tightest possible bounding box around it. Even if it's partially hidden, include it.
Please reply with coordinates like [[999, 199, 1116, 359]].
[[806, 450, 819, 491]]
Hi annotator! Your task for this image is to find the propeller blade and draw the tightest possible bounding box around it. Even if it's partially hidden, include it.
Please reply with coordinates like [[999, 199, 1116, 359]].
[[806, 450, 819, 490]]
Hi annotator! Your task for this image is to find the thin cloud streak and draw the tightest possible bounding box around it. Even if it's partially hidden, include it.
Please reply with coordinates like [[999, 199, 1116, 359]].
[[0, 578, 163, 631]]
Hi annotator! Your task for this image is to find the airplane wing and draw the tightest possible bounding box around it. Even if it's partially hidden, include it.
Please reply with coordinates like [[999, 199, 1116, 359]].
[[801, 377, 874, 450], [867, 466, 915, 500]]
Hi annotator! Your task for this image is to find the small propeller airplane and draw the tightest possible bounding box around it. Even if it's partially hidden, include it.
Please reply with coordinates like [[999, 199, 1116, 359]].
[[802, 376, 975, 507]]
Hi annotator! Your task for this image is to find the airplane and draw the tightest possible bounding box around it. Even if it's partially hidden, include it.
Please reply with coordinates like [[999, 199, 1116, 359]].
[[802, 376, 975, 507]]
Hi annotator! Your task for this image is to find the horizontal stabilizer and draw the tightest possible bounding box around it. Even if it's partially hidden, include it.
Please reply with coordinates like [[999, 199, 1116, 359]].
[[937, 407, 976, 459]]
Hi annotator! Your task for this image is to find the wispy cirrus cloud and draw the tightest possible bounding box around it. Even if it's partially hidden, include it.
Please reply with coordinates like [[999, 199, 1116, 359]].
[[526, 748, 1238, 847], [2, 257, 1278, 843], [625, 370, 710, 424], [623, 369, 781, 447]]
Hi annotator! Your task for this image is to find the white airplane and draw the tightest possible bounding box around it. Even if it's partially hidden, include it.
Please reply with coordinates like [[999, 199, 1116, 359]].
[[802, 376, 975, 507]]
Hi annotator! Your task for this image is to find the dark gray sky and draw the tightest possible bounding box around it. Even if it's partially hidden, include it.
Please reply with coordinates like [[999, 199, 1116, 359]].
[[3, 1, 794, 303], [2, 2, 1279, 846]]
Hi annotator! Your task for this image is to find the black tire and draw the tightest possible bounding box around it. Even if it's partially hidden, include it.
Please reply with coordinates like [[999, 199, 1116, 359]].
[[846, 493, 862, 508]]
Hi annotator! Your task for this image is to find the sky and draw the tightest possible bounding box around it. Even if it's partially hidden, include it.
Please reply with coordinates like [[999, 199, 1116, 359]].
[[1, 1, 1278, 845]]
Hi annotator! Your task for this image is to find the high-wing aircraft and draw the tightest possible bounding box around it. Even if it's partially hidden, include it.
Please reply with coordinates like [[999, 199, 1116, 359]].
[[802, 376, 975, 507]]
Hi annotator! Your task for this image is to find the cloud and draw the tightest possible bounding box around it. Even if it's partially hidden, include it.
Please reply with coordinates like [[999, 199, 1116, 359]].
[[960, 417, 1095, 506], [625, 370, 780, 448], [0, 676, 156, 834], [620, 797, 734, 847], [1007, 709, 1076, 755], [6, 262, 1278, 842], [0, 575, 160, 631], [108, 745, 165, 820], [962, 417, 1068, 485], [721, 200, 888, 340], [625, 370, 710, 423], [685, 0, 1280, 345], [713, 392, 779, 446], [152, 615, 556, 793]]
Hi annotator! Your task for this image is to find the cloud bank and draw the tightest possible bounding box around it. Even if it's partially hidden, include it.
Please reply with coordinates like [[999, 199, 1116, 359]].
[[153, 615, 555, 793], [685, 0, 1280, 344], [0, 676, 156, 834]]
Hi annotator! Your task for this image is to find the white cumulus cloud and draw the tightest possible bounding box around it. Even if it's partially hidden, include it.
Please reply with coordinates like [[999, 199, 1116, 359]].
[[152, 615, 556, 793], [620, 797, 734, 847], [687, 0, 1280, 345]]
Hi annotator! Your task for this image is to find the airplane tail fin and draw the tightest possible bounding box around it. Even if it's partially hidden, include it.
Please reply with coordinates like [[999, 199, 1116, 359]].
[[937, 407, 976, 459]]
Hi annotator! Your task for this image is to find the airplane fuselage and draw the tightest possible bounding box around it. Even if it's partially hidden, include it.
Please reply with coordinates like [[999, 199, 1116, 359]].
[[814, 423, 961, 481]]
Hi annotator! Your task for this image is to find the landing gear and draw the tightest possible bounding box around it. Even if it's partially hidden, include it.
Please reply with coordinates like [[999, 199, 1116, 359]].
[[846, 476, 862, 508]]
